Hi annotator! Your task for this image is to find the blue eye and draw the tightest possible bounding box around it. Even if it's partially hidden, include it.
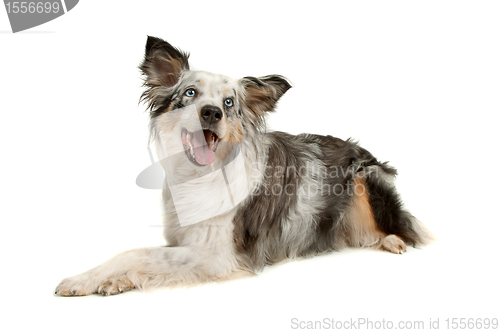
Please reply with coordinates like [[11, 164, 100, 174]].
[[224, 98, 233, 107], [185, 88, 196, 97]]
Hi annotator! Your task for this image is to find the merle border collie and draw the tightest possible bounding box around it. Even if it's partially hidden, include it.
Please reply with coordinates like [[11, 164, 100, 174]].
[[55, 36, 432, 296]]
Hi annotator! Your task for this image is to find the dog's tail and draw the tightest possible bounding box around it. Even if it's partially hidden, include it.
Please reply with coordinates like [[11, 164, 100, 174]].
[[364, 165, 435, 247]]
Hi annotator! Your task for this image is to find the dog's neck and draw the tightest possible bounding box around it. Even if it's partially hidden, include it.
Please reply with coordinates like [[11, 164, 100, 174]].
[[157, 130, 267, 227]]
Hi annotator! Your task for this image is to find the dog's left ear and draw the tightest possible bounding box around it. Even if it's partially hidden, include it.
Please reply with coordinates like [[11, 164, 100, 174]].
[[140, 36, 190, 88], [240, 75, 292, 114]]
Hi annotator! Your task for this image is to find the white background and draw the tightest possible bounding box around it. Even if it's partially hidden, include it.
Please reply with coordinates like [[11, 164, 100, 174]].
[[1, 1, 499, 332]]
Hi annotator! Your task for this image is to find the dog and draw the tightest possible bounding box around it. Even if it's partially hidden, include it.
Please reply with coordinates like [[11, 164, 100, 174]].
[[55, 36, 432, 296]]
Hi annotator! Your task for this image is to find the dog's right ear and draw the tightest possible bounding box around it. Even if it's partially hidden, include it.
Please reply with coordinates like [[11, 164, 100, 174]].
[[140, 36, 190, 88]]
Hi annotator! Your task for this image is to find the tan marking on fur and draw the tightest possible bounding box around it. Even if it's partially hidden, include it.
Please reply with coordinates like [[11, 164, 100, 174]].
[[151, 55, 184, 86], [221, 87, 232, 97], [143, 54, 185, 87], [223, 119, 243, 144], [166, 103, 174, 112], [345, 177, 385, 247], [343, 178, 409, 254], [245, 86, 272, 115]]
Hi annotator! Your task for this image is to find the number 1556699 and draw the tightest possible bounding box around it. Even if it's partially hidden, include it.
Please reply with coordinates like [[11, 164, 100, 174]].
[[5, 2, 60, 14]]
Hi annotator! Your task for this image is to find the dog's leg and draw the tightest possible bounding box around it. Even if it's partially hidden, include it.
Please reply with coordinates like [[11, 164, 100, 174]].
[[55, 245, 242, 296], [364, 167, 434, 249], [344, 176, 415, 254], [344, 177, 386, 249]]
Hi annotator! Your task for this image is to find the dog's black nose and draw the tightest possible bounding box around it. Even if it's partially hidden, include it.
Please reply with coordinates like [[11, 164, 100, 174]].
[[201, 105, 223, 123]]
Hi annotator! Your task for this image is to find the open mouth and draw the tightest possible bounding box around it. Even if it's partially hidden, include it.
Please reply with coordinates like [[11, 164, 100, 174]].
[[181, 128, 220, 166]]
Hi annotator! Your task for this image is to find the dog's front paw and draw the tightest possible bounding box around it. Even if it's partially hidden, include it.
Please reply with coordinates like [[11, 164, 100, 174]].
[[381, 234, 407, 254], [55, 274, 135, 296], [97, 276, 135, 296], [55, 274, 97, 296]]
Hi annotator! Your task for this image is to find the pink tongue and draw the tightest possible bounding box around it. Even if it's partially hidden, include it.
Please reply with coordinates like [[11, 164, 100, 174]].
[[192, 130, 214, 165]]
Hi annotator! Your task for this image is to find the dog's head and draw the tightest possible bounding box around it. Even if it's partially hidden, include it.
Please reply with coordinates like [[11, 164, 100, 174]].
[[140, 36, 291, 166]]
